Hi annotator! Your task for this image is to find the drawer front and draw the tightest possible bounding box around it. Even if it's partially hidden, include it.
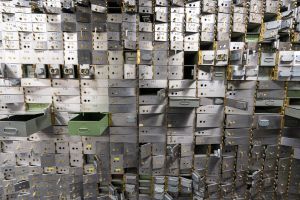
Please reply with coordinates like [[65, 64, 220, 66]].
[[68, 115, 108, 136], [169, 80, 196, 89], [0, 121, 27, 136], [0, 114, 51, 137], [256, 90, 285, 100], [139, 95, 167, 105], [111, 113, 137, 127], [169, 98, 199, 107], [108, 88, 136, 96], [168, 88, 196, 97], [139, 114, 166, 127], [225, 114, 253, 128], [109, 104, 137, 113], [196, 114, 223, 128], [253, 114, 283, 129], [167, 113, 195, 127], [139, 80, 168, 88], [139, 105, 166, 114], [110, 97, 136, 104]]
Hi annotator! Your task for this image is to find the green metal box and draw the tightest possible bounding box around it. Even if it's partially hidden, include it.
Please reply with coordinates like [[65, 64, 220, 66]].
[[287, 90, 300, 98], [68, 113, 109, 136]]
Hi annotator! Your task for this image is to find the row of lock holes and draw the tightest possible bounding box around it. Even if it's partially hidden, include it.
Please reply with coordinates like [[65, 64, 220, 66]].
[[4, 16, 57, 22]]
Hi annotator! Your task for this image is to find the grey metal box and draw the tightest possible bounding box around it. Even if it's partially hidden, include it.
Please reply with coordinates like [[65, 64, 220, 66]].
[[0, 114, 51, 137]]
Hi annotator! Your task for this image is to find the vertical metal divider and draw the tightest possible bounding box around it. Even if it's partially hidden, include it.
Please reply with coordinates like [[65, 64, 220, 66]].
[[191, 0, 198, 199], [135, 0, 140, 198], [245, 1, 263, 197], [121, 0, 125, 193], [285, 145, 294, 200], [265, 1, 284, 199], [148, 0, 154, 196], [194, 1, 201, 196], [205, 2, 216, 198], [217, 2, 223, 199], [121, 0, 124, 195], [206, 142, 211, 197], [274, 80, 289, 200], [180, 0, 184, 196], [49, 65, 53, 125], [223, 0, 234, 198], [285, 1, 297, 196], [103, 0, 111, 190], [271, 46, 288, 200], [225, 2, 234, 199], [166, 0, 170, 195], [283, 81, 290, 199], [256, 1, 266, 198], [151, 0, 154, 196], [244, 79, 257, 200]]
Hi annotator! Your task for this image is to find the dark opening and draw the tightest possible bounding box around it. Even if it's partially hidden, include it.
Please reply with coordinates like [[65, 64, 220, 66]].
[[0, 114, 44, 121]]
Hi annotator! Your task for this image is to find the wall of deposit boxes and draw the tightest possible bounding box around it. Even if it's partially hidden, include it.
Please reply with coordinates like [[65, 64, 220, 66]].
[[0, 0, 300, 199]]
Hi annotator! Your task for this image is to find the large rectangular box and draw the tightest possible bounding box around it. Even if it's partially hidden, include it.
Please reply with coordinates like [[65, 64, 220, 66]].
[[68, 113, 108, 136], [0, 113, 51, 137]]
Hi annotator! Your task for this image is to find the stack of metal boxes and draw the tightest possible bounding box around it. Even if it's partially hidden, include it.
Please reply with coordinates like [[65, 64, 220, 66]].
[[1, 0, 300, 199]]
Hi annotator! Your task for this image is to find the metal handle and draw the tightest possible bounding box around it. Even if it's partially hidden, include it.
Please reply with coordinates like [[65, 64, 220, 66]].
[[265, 100, 275, 106], [264, 58, 274, 63], [258, 119, 270, 127], [128, 57, 135, 61], [180, 101, 190, 105], [3, 128, 18, 135], [78, 128, 89, 133], [203, 55, 214, 61]]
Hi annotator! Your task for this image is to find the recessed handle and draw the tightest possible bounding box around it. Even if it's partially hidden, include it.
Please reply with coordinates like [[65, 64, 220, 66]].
[[3, 128, 18, 135], [264, 57, 274, 63], [258, 119, 269, 127], [78, 128, 89, 133], [180, 101, 190, 105], [265, 100, 275, 106]]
